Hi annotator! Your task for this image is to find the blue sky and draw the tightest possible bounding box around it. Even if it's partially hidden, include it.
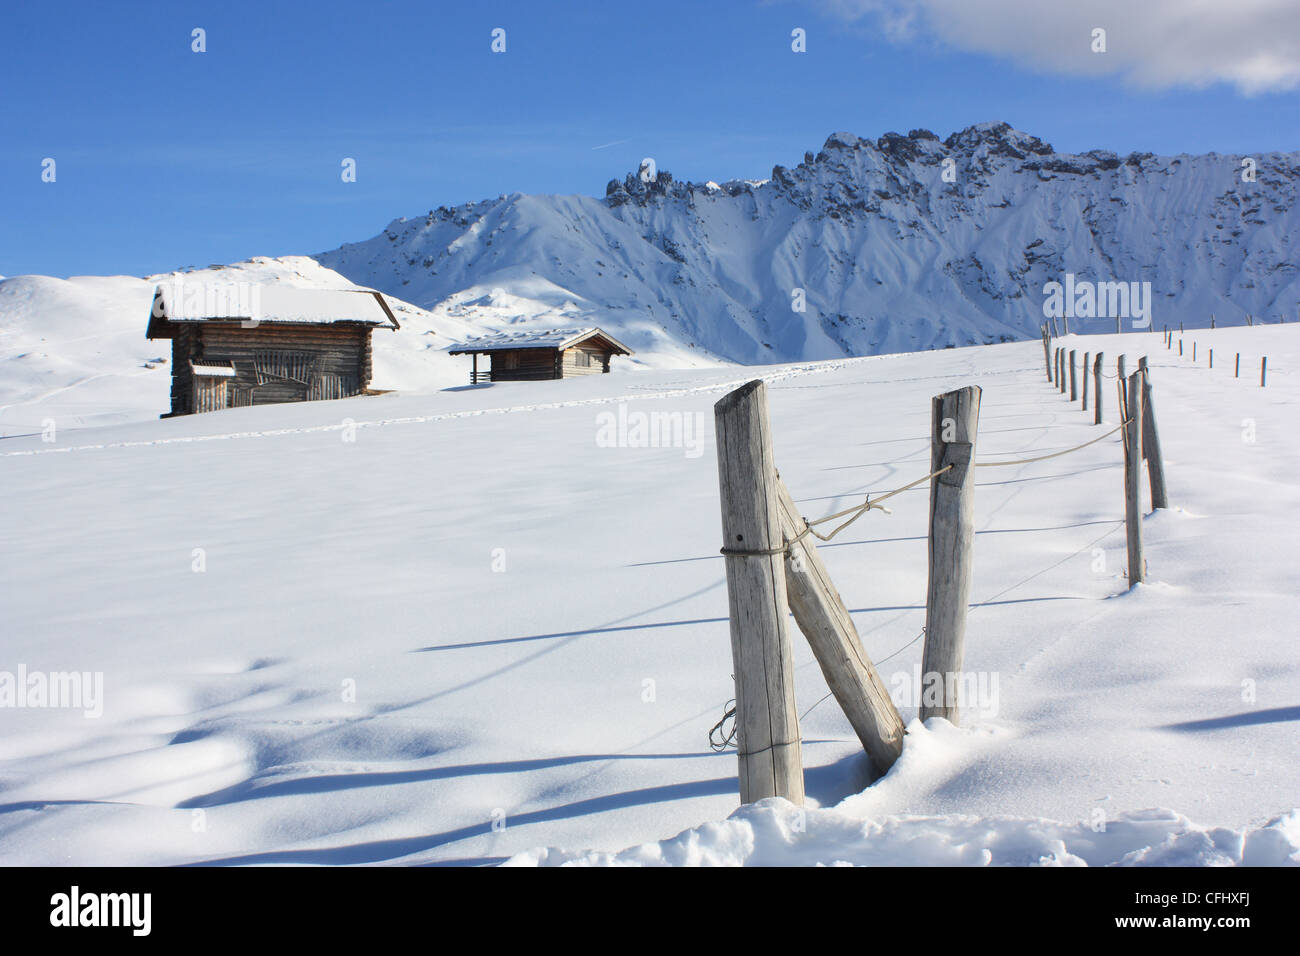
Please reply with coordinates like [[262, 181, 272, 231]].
[[1, 0, 1295, 277]]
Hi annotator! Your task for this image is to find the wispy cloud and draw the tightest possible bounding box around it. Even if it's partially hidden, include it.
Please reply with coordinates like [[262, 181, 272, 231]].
[[806, 0, 1300, 95]]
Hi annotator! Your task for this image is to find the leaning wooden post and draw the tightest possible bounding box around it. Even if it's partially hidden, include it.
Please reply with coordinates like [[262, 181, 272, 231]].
[[775, 479, 905, 772], [1093, 351, 1104, 424], [1123, 371, 1145, 588], [920, 386, 982, 725], [1082, 351, 1090, 411], [1138, 357, 1168, 510], [1069, 349, 1078, 402], [714, 381, 804, 805]]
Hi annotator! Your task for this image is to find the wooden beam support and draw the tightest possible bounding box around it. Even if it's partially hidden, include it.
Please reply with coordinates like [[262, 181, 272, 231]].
[[775, 478, 906, 774]]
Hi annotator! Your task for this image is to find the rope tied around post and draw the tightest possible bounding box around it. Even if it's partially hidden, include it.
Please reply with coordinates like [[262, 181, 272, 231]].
[[718, 464, 953, 558], [709, 700, 738, 752]]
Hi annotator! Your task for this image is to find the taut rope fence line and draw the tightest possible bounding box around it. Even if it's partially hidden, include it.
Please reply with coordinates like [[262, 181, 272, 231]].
[[711, 346, 1166, 805]]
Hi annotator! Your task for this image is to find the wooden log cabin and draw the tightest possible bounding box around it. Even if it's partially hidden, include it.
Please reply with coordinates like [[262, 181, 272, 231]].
[[145, 283, 399, 417], [446, 327, 632, 383]]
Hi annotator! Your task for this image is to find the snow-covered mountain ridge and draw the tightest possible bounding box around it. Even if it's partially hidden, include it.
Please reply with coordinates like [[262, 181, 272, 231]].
[[316, 121, 1299, 364]]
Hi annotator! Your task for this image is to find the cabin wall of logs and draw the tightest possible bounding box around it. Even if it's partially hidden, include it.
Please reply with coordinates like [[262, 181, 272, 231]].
[[485, 344, 612, 382], [165, 322, 374, 417]]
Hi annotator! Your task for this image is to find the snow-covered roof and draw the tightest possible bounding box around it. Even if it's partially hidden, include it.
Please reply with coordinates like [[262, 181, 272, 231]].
[[147, 283, 399, 338], [191, 362, 236, 378], [445, 327, 632, 355]]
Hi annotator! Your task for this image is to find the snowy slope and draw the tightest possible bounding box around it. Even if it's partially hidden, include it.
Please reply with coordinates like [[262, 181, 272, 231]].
[[1, 325, 1297, 866], [0, 257, 480, 435], [317, 123, 1300, 364]]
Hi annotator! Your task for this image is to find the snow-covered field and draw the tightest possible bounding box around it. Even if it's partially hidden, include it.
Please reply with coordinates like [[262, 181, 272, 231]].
[[1, 325, 1298, 866]]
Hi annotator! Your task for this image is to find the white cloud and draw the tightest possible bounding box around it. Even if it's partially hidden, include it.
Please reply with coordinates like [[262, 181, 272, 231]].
[[813, 0, 1300, 94]]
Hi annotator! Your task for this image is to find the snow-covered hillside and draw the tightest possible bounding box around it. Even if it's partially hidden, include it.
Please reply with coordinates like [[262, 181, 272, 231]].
[[0, 257, 482, 435], [1, 325, 1297, 866], [317, 122, 1300, 364]]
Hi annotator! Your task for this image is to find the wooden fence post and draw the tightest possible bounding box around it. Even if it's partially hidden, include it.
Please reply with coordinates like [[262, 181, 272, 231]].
[[1138, 357, 1168, 510], [1082, 351, 1090, 411], [774, 478, 905, 773], [1209, 348, 1213, 369], [1123, 371, 1145, 588], [1059, 350, 1066, 393], [1069, 349, 1077, 402], [1093, 351, 1104, 425], [920, 386, 982, 725], [1118, 353, 1126, 386], [1236, 353, 1240, 378], [714, 381, 804, 805], [1262, 357, 1267, 387], [1042, 327, 1052, 381]]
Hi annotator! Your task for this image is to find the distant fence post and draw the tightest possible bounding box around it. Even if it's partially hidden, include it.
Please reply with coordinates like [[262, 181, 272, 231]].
[[1082, 351, 1090, 411], [1059, 350, 1066, 393], [714, 381, 804, 805], [1042, 327, 1052, 381], [1093, 352, 1104, 425], [1069, 349, 1078, 402], [1123, 371, 1145, 588], [774, 478, 905, 773], [920, 386, 982, 725], [1262, 357, 1268, 387], [1138, 357, 1168, 510], [1236, 353, 1240, 378]]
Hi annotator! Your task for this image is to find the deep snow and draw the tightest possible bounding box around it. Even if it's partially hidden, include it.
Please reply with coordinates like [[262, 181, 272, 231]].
[[1, 324, 1297, 866]]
